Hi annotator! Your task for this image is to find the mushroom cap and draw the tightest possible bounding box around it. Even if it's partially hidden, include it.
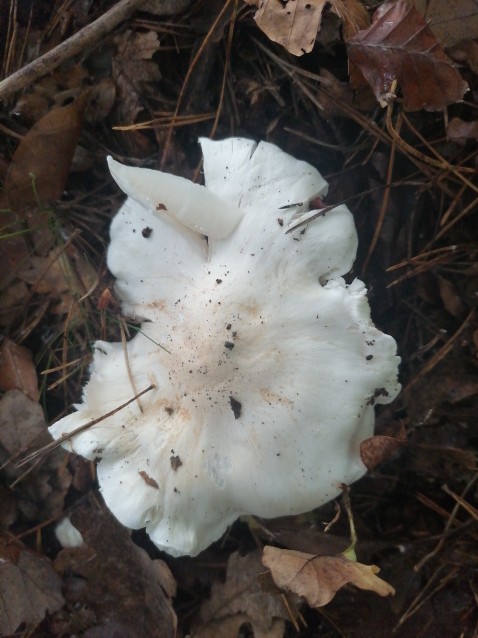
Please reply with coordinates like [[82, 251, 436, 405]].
[[49, 138, 400, 557]]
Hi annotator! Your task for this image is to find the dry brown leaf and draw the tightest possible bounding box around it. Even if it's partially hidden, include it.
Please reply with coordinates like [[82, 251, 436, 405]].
[[54, 496, 177, 637], [329, 0, 370, 39], [348, 0, 468, 111], [0, 544, 64, 635], [12, 66, 90, 123], [246, 0, 327, 56], [246, 0, 368, 56], [193, 550, 289, 638], [262, 546, 395, 608], [5, 92, 90, 213], [0, 339, 39, 401], [360, 434, 405, 470]]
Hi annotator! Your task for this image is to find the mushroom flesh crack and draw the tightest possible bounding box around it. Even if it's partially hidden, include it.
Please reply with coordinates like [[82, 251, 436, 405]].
[[49, 138, 400, 557]]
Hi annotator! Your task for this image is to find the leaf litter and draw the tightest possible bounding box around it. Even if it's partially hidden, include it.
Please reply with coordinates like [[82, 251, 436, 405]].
[[52, 496, 177, 637], [262, 546, 395, 608], [0, 542, 64, 636], [347, 0, 469, 110], [192, 550, 291, 638], [1, 0, 478, 636]]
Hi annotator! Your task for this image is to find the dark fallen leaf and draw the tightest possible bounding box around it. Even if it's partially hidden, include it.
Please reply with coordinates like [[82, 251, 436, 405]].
[[112, 30, 161, 123], [0, 389, 71, 520], [193, 550, 289, 638], [412, 0, 478, 48], [449, 39, 478, 74], [0, 484, 18, 529], [444, 379, 478, 404], [348, 0, 468, 111], [447, 117, 478, 144], [415, 444, 477, 471], [16, 244, 97, 317], [5, 91, 90, 213], [53, 496, 177, 637], [0, 543, 64, 635], [0, 212, 31, 287], [0, 338, 40, 401], [262, 546, 395, 608], [251, 515, 349, 556], [436, 275, 466, 317]]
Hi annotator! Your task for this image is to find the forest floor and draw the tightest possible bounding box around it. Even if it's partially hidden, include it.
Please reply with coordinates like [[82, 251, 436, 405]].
[[1, 1, 478, 637]]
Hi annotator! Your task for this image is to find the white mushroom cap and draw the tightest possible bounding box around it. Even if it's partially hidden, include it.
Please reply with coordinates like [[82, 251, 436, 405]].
[[49, 138, 400, 557]]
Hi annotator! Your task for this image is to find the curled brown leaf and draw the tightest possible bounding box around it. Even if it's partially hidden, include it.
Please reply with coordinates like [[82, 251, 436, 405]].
[[262, 546, 395, 608], [360, 433, 405, 470]]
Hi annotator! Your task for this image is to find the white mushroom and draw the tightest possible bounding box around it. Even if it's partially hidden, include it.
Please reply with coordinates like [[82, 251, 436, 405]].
[[55, 516, 84, 548], [49, 138, 400, 557]]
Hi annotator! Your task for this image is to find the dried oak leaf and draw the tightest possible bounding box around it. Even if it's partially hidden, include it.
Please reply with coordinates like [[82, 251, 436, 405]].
[[245, 0, 368, 56], [5, 91, 90, 213], [0, 543, 64, 635], [0, 390, 71, 520], [245, 0, 327, 56], [347, 0, 468, 111], [262, 546, 395, 608], [0, 339, 39, 401], [53, 496, 177, 638], [192, 550, 289, 638]]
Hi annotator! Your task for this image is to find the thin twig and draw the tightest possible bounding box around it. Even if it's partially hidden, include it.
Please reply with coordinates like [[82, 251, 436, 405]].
[[404, 309, 475, 391], [286, 181, 422, 234], [120, 321, 143, 412], [361, 109, 398, 274], [442, 483, 478, 523], [414, 473, 477, 571], [16, 384, 155, 468], [0, 0, 147, 101], [160, 0, 234, 169]]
